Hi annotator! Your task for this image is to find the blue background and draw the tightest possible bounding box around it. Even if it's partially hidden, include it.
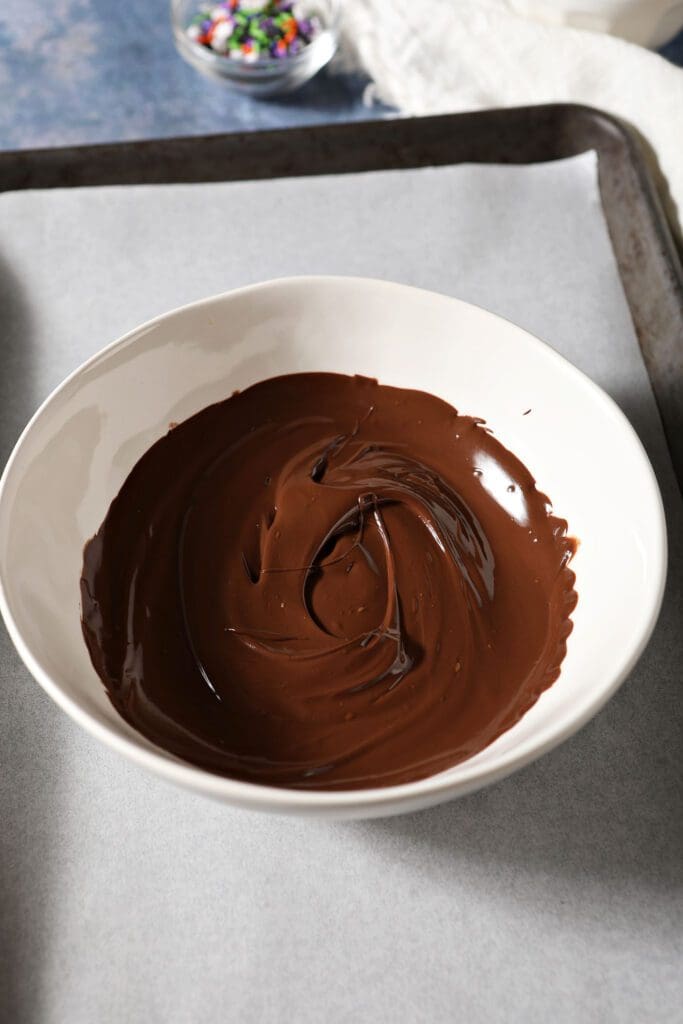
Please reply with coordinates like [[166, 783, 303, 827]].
[[0, 1, 681, 150]]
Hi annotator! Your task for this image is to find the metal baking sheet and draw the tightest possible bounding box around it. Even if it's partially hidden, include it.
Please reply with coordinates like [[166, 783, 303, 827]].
[[1, 106, 681, 1024]]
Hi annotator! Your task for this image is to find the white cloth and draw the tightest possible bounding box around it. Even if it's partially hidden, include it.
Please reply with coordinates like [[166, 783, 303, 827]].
[[338, 0, 683, 234]]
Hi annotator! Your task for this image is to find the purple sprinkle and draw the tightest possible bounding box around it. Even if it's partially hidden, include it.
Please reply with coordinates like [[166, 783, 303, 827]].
[[298, 18, 312, 35], [201, 18, 212, 31], [288, 37, 303, 54]]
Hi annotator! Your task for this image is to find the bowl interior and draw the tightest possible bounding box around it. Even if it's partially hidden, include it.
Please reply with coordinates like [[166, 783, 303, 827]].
[[0, 277, 666, 815]]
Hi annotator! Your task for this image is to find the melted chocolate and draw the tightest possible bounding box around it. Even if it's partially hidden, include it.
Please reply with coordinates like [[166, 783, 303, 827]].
[[81, 373, 576, 790]]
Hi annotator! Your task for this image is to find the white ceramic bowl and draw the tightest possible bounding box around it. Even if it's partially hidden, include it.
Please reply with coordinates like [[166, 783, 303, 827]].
[[0, 278, 666, 819]]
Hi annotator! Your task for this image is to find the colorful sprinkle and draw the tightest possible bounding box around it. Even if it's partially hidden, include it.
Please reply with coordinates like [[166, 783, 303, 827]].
[[185, 0, 322, 62]]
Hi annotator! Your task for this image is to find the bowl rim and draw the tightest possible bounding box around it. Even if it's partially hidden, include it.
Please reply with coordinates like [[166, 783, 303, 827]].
[[0, 276, 668, 815]]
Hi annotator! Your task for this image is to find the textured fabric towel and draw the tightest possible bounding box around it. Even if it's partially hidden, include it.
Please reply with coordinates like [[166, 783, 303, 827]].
[[339, 0, 683, 233]]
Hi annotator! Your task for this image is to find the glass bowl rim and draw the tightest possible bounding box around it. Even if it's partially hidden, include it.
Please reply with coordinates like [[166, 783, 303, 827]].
[[171, 0, 341, 75]]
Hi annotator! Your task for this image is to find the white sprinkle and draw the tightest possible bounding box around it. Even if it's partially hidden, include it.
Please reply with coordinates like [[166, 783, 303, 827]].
[[211, 20, 235, 52]]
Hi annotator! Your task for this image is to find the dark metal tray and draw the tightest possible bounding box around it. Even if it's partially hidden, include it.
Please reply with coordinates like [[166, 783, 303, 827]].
[[1, 103, 681, 483]]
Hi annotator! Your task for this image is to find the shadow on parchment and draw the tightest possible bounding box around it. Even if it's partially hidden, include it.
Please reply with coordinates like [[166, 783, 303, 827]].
[[0, 253, 64, 1023], [350, 383, 683, 898]]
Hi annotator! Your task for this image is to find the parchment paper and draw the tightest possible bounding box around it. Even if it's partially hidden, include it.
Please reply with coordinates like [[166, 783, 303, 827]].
[[1, 154, 681, 1024]]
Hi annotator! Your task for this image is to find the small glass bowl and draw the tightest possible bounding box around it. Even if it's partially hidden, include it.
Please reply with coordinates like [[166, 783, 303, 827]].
[[171, 0, 340, 97]]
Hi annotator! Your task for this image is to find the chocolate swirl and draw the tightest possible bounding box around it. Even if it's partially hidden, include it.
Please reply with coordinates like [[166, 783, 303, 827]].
[[81, 373, 576, 789]]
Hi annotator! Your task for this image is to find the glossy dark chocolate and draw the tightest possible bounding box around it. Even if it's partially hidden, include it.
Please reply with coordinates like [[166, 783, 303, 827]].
[[81, 373, 576, 789]]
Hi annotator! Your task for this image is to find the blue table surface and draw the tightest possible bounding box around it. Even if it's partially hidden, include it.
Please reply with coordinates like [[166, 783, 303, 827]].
[[0, 1, 681, 151]]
